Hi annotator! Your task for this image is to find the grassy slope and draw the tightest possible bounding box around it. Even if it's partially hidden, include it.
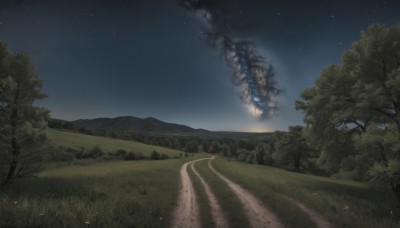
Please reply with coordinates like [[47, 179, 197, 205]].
[[48, 129, 182, 157], [0, 156, 208, 228], [211, 157, 400, 228]]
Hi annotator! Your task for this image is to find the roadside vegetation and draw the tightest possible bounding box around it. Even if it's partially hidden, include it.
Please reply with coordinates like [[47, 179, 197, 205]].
[[211, 157, 400, 228], [0, 155, 207, 227]]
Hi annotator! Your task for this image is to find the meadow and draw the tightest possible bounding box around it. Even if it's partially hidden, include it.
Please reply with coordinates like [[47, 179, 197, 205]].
[[48, 129, 182, 158], [209, 157, 400, 228], [0, 158, 196, 227]]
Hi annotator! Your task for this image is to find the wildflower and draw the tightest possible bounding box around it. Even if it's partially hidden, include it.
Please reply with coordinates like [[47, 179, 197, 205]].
[[38, 213, 45, 216], [13, 201, 18, 205], [343, 205, 349, 210], [84, 221, 90, 225]]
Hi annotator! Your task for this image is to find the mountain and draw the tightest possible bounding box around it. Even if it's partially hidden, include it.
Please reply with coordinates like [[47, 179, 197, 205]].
[[72, 116, 208, 134]]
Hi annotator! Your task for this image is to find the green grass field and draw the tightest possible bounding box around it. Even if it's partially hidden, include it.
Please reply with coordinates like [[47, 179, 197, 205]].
[[0, 156, 206, 228], [210, 157, 400, 228], [48, 129, 182, 158]]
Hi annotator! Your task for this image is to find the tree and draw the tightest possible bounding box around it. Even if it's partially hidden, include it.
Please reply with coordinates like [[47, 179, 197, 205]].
[[0, 42, 49, 185], [184, 140, 198, 153], [201, 140, 210, 153], [209, 141, 221, 154], [296, 24, 400, 186], [255, 144, 265, 165], [274, 126, 309, 170]]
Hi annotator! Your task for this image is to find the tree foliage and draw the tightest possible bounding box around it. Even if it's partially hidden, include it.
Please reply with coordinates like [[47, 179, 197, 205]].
[[0, 42, 49, 185], [296, 24, 400, 182], [274, 126, 309, 170]]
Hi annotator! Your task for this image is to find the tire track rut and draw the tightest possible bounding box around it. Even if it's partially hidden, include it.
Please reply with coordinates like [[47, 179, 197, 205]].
[[191, 158, 229, 228]]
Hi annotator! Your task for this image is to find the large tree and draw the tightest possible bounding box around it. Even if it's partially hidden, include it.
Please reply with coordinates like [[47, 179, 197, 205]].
[[0, 42, 49, 185], [296, 24, 400, 181], [274, 126, 309, 170]]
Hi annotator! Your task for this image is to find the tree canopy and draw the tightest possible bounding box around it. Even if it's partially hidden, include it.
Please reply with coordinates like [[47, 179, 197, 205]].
[[296, 24, 400, 182], [0, 42, 49, 185]]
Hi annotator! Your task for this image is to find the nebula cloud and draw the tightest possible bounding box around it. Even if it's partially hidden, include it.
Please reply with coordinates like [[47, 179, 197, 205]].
[[177, 0, 281, 119]]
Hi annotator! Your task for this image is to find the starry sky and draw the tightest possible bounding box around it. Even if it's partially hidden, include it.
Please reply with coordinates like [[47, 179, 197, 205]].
[[0, 0, 400, 132]]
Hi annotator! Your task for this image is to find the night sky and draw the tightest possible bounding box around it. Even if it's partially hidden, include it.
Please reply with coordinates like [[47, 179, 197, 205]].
[[1, 0, 400, 132]]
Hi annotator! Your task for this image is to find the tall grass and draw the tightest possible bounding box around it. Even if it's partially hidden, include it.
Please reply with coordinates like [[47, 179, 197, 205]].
[[0, 158, 200, 228], [211, 157, 400, 228]]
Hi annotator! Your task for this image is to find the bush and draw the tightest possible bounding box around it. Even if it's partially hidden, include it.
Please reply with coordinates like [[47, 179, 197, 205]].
[[114, 149, 127, 157], [125, 152, 136, 160], [82, 146, 104, 159], [53, 151, 75, 162], [150, 151, 161, 160], [160, 153, 169, 160]]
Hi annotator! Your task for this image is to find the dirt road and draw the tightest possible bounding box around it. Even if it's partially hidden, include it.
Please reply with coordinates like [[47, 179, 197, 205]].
[[191, 159, 229, 228], [171, 156, 330, 228], [171, 159, 201, 228]]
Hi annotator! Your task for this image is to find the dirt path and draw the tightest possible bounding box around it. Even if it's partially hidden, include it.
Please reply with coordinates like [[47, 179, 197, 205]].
[[171, 159, 201, 228], [287, 198, 331, 228], [191, 159, 229, 228], [208, 158, 283, 228], [172, 156, 330, 228]]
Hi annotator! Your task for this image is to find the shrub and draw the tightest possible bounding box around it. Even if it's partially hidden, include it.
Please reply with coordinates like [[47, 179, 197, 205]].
[[124, 152, 135, 160], [53, 151, 75, 162], [82, 146, 104, 159], [150, 151, 161, 160], [160, 154, 169, 160]]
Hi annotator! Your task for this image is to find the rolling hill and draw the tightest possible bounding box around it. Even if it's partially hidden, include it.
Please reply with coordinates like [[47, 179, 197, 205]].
[[48, 128, 182, 157]]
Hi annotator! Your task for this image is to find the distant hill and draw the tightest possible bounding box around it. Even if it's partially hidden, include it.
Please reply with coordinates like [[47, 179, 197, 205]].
[[72, 116, 209, 134]]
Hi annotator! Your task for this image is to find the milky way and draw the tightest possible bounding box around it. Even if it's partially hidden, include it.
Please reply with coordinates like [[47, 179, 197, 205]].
[[177, 0, 281, 119]]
